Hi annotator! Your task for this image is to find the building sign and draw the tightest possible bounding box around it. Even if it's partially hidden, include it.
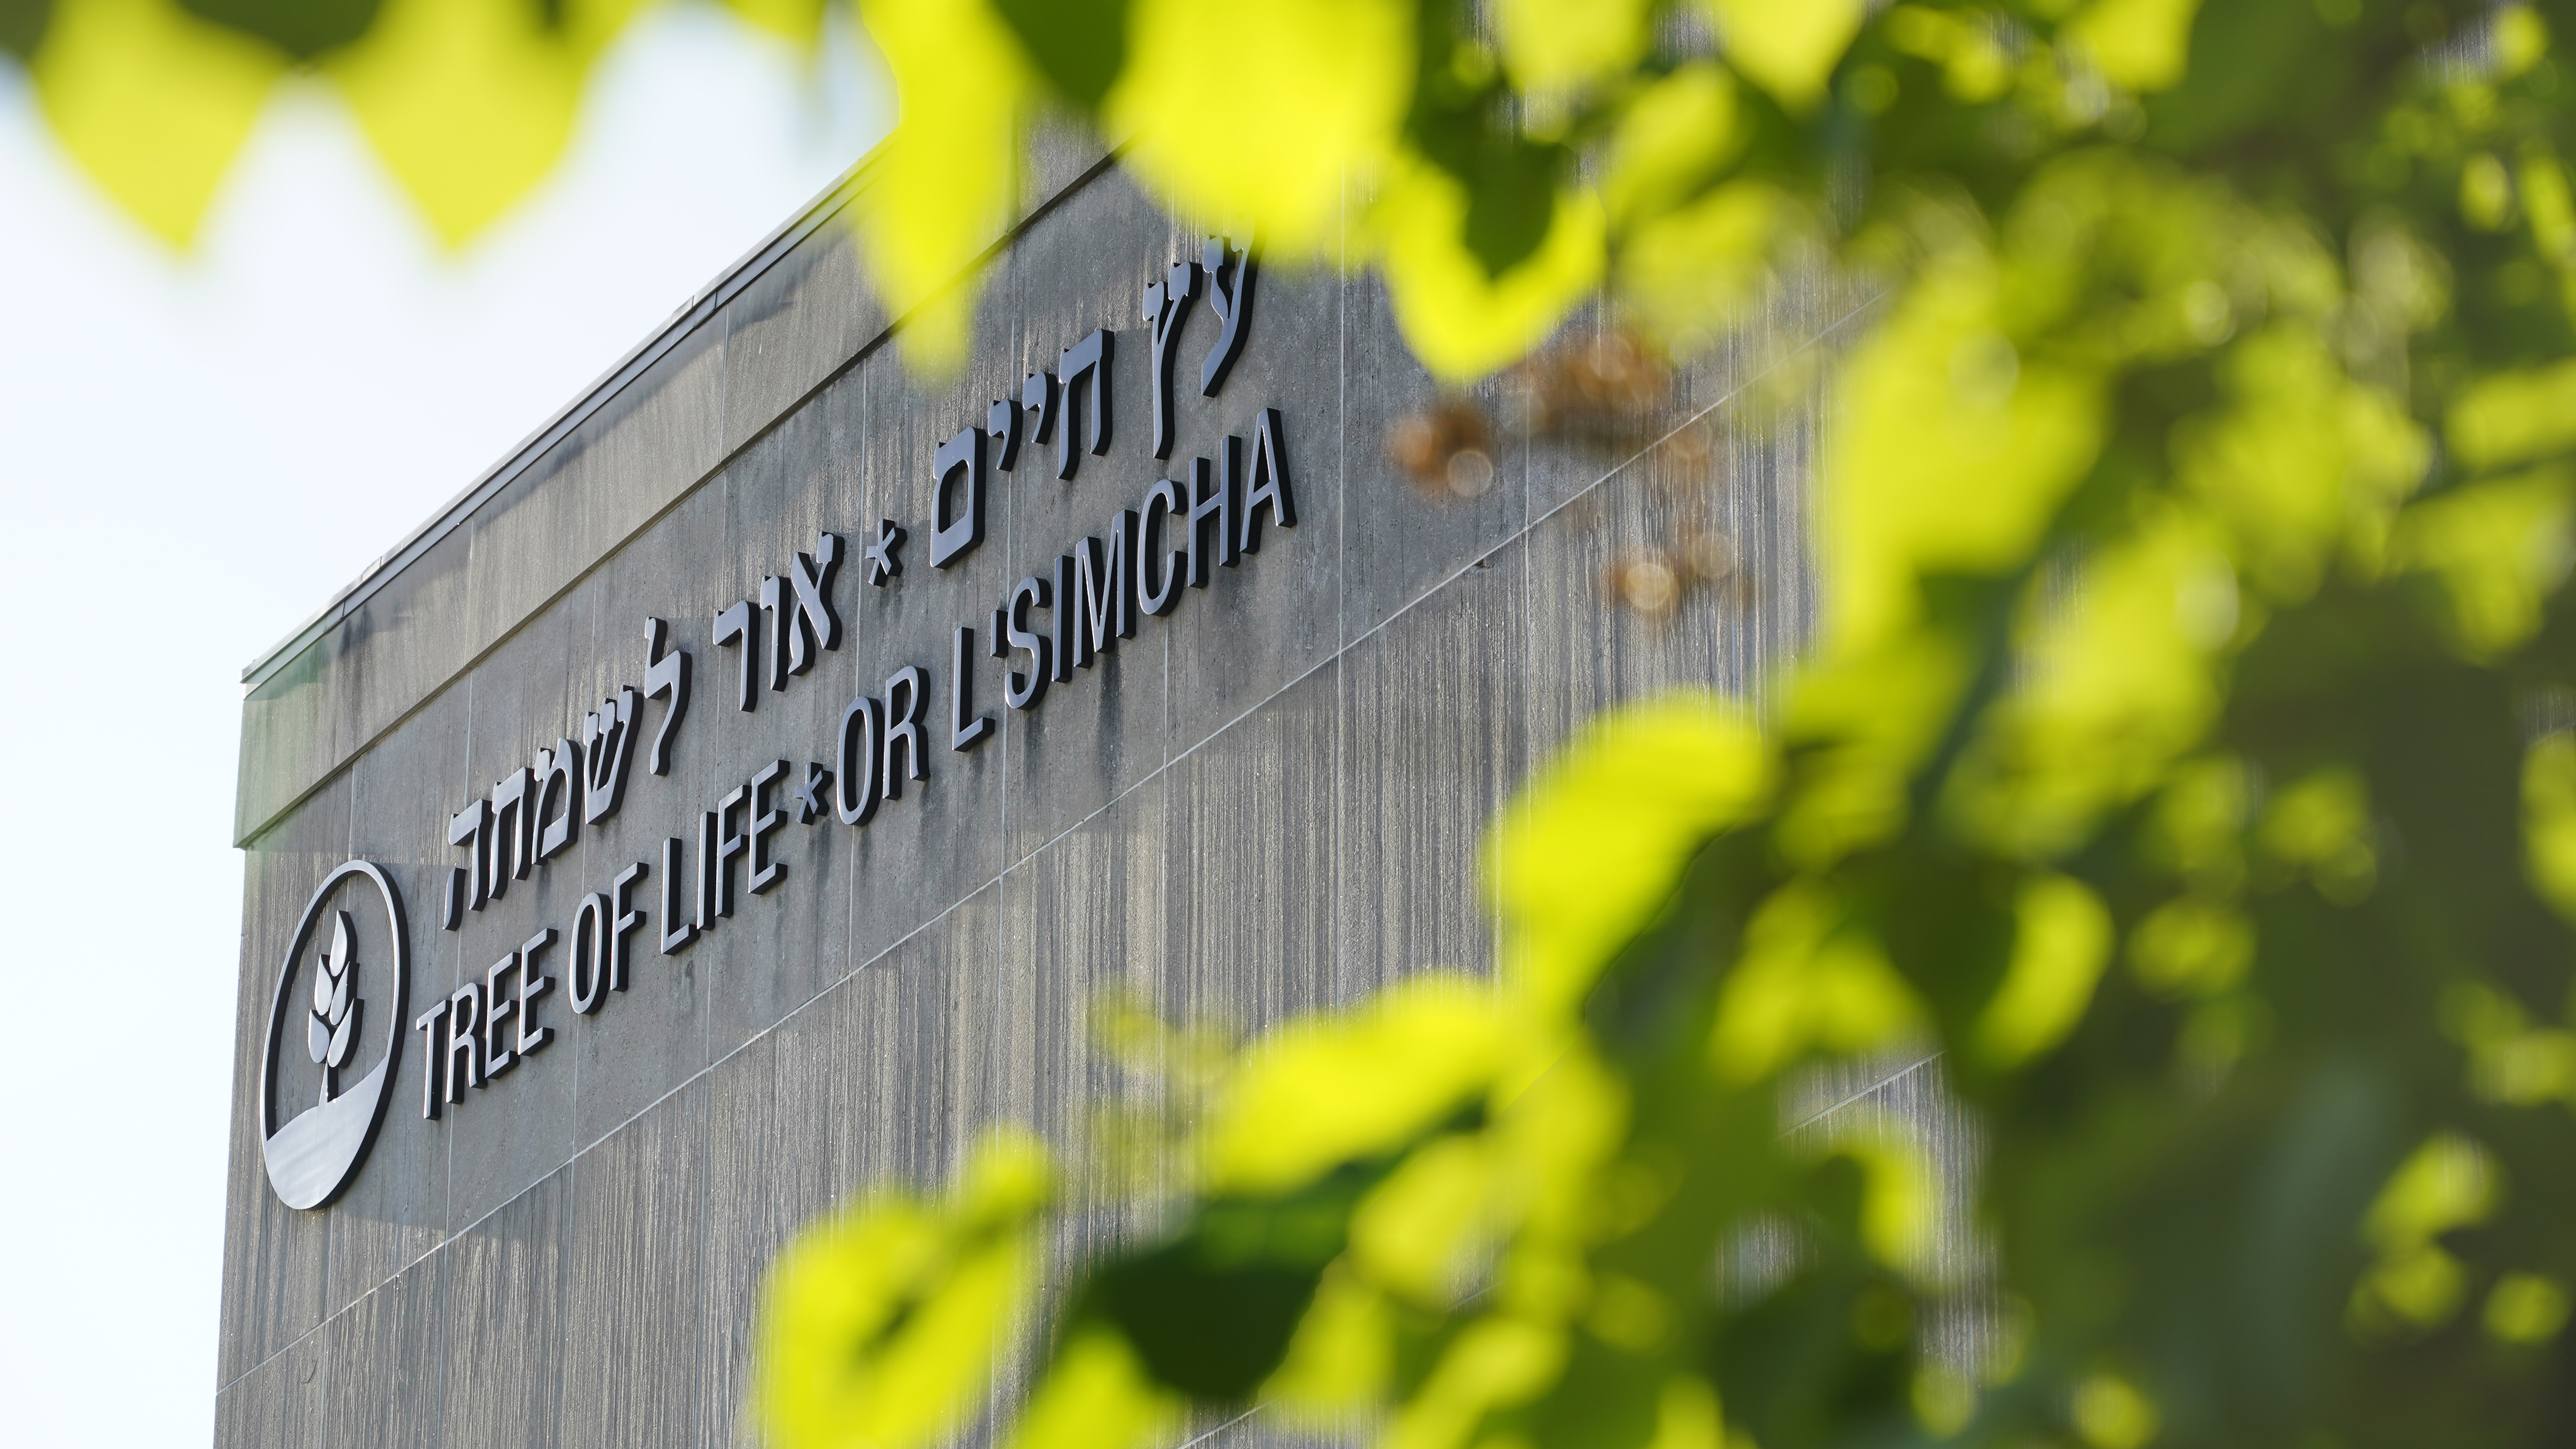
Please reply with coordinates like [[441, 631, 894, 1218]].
[[259, 861, 410, 1209], [259, 238, 1284, 1208]]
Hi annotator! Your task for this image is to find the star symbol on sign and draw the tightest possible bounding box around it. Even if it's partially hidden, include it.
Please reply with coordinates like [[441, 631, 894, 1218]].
[[793, 762, 832, 825], [864, 519, 906, 586]]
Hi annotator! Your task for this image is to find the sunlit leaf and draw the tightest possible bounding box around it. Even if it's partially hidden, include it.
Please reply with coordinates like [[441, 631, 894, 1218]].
[[1602, 62, 1742, 229], [1822, 248, 2108, 655], [2062, 0, 2204, 94], [1614, 179, 1781, 354], [1348, 1132, 1495, 1306], [1372, 155, 1605, 382], [2256, 767, 2376, 904], [1700, 0, 1863, 112], [1972, 874, 2112, 1067], [1385, 1314, 1567, 1449], [1206, 975, 1509, 1196], [1808, 1120, 1942, 1279], [1885, 5, 2012, 102], [724, 0, 826, 45], [2449, 360, 2576, 473], [1946, 505, 2231, 857], [2351, 1133, 2499, 1334], [2484, 1273, 2570, 1344], [1007, 1328, 1181, 1449], [2173, 326, 2425, 600], [759, 1129, 1053, 1449], [1490, 694, 1775, 1022], [1262, 1265, 1395, 1413], [1496, 0, 1652, 96], [2069, 1372, 2161, 1449], [327, 0, 590, 246], [2523, 732, 2576, 923], [1711, 880, 1921, 1084], [178, 0, 378, 58], [848, 0, 1037, 377], [1104, 0, 1414, 262], [2127, 895, 2252, 997], [31, 0, 283, 245], [2390, 467, 2575, 660]]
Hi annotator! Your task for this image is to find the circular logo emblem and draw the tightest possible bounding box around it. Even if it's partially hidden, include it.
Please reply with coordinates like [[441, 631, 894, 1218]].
[[260, 860, 411, 1210]]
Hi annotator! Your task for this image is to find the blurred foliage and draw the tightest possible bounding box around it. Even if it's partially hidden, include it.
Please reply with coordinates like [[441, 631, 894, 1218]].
[[0, 0, 823, 245], [749, 3, 2576, 1449], [32, 0, 2576, 1444]]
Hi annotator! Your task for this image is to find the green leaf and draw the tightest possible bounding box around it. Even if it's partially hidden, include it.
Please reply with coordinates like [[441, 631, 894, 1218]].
[[758, 1130, 1054, 1449], [1104, 0, 1416, 261], [326, 0, 591, 247], [1699, 0, 1863, 112], [2061, 0, 2205, 94], [2450, 360, 2576, 473], [32, 0, 284, 246], [1972, 874, 2113, 1068], [1494, 0, 1651, 95], [0, 0, 54, 58], [175, 0, 377, 58], [1490, 695, 1775, 1023], [990, 0, 1124, 108], [848, 0, 1039, 377]]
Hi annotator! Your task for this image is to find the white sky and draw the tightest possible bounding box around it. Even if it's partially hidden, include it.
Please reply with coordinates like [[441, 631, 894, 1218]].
[[0, 9, 887, 1444]]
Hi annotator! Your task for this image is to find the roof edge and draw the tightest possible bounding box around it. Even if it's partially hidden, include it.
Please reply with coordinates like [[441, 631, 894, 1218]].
[[240, 151, 880, 690]]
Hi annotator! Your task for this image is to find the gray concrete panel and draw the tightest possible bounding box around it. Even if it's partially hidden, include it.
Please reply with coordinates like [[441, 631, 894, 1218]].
[[213, 1323, 324, 1449], [567, 459, 730, 1148], [1334, 274, 1524, 642], [1519, 385, 1819, 765], [831, 882, 1002, 1194], [701, 1013, 850, 1449], [722, 222, 887, 456], [322, 1255, 447, 1449], [1163, 658, 1340, 1025], [438, 595, 588, 1231], [218, 775, 350, 1386], [996, 773, 1169, 1220], [327, 685, 470, 1318], [836, 353, 1011, 969], [1155, 253, 1346, 764], [561, 1078, 708, 1449], [439, 1167, 570, 1449], [462, 326, 725, 664], [993, 180, 1177, 865], [1335, 538, 1530, 999], [699, 378, 865, 1058]]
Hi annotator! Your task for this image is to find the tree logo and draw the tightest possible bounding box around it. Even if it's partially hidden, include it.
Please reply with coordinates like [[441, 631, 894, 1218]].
[[260, 861, 411, 1210], [308, 910, 362, 1104]]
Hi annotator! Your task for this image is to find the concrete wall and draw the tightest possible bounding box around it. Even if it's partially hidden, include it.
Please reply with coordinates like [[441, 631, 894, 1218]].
[[215, 151, 1907, 1448]]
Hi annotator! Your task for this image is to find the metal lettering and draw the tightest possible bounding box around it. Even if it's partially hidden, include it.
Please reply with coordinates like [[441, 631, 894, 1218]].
[[951, 626, 993, 751], [713, 600, 758, 712], [748, 760, 790, 895], [1056, 328, 1114, 479], [1200, 236, 1254, 396], [659, 836, 696, 954], [644, 617, 690, 775], [1005, 577, 1051, 709], [1239, 408, 1297, 554], [582, 688, 641, 825], [1146, 258, 1201, 459], [884, 666, 927, 796], [931, 426, 987, 568]]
